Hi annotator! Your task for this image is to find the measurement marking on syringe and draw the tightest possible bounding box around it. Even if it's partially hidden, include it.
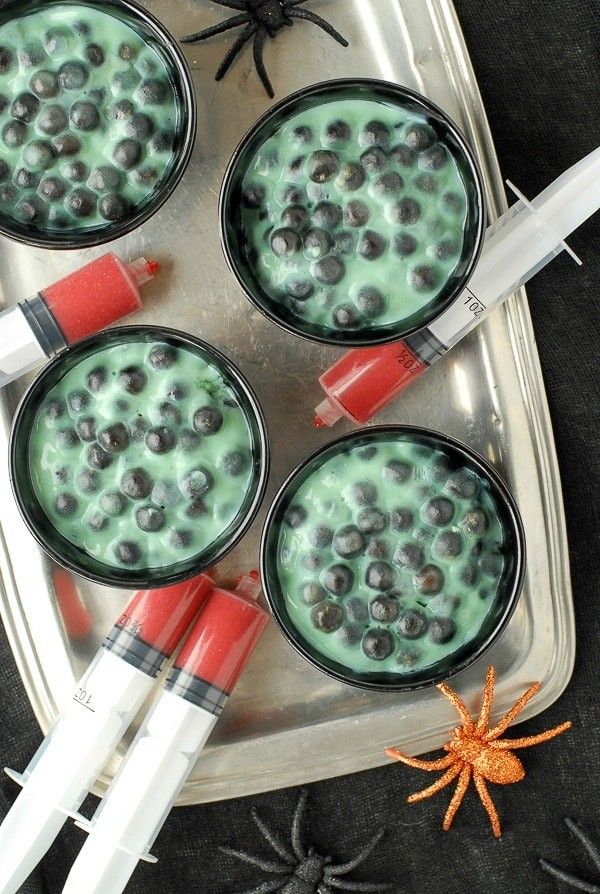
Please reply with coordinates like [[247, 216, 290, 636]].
[[464, 287, 487, 316], [72, 698, 96, 713]]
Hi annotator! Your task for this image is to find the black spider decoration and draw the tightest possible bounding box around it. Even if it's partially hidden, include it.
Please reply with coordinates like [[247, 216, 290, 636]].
[[181, 1, 349, 99], [220, 789, 393, 893], [540, 818, 600, 892]]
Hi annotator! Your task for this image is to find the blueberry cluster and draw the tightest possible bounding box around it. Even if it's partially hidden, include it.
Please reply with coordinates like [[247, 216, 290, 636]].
[[0, 12, 177, 232]]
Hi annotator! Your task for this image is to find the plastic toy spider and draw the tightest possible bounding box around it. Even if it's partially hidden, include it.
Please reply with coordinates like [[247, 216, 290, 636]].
[[181, 1, 349, 98], [221, 788, 393, 893], [540, 818, 600, 892], [387, 666, 571, 838]]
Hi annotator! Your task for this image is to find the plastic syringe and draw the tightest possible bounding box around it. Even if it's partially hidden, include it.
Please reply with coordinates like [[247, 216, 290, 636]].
[[63, 574, 268, 894], [314, 146, 600, 428], [0, 574, 212, 894]]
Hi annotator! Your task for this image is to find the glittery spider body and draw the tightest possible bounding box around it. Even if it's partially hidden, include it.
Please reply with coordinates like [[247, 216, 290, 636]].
[[387, 666, 571, 838], [182, 1, 348, 98], [221, 789, 392, 893], [540, 818, 600, 892]]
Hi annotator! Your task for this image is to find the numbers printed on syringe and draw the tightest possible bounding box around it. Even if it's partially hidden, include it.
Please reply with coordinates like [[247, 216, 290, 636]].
[[429, 288, 488, 347], [73, 687, 96, 712]]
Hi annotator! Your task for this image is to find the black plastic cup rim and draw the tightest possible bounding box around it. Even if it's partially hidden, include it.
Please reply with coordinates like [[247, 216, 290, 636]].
[[260, 424, 526, 692], [0, 0, 197, 250], [9, 325, 270, 589], [220, 77, 487, 348]]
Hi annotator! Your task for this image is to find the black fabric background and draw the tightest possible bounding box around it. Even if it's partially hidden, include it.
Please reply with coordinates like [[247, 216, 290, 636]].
[[1, 1, 599, 891]]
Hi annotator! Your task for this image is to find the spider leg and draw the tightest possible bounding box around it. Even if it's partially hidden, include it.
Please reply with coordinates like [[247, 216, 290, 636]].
[[219, 846, 290, 875], [491, 721, 572, 750], [437, 682, 475, 733], [407, 762, 463, 804], [538, 859, 600, 893], [326, 879, 393, 892], [565, 818, 600, 875], [443, 764, 471, 831], [324, 827, 386, 877], [386, 748, 455, 772], [215, 23, 258, 81], [235, 880, 291, 894], [472, 772, 501, 837], [252, 27, 274, 98], [483, 681, 541, 741], [287, 8, 349, 47], [181, 14, 251, 45], [250, 808, 296, 865], [291, 789, 308, 860], [475, 666, 495, 734]]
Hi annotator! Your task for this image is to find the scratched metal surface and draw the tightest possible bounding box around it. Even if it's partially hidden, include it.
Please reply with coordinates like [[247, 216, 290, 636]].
[[0, 0, 574, 804]]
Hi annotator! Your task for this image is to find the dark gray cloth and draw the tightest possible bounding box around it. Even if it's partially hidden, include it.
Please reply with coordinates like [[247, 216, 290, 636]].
[[1, 1, 599, 891]]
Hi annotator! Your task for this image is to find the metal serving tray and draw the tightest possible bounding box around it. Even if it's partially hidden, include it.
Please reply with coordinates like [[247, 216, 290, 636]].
[[0, 0, 574, 804]]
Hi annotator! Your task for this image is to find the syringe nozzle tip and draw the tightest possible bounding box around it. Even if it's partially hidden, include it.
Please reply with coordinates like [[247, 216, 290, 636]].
[[313, 414, 326, 429]]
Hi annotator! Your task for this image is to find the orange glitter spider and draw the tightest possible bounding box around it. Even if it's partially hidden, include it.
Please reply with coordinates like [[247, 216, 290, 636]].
[[386, 666, 571, 838]]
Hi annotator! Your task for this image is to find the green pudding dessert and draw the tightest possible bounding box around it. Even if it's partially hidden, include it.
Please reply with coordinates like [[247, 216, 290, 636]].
[[0, 0, 193, 246], [223, 81, 484, 346], [15, 329, 268, 586], [262, 428, 524, 690]]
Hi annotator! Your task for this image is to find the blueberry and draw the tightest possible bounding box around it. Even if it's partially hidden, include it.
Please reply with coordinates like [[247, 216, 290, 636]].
[[38, 176, 66, 202], [308, 150, 339, 183], [132, 167, 158, 186], [360, 147, 388, 174], [414, 173, 436, 193], [357, 507, 388, 534], [0, 160, 8, 180], [119, 367, 147, 394], [125, 113, 155, 141], [281, 184, 304, 205], [396, 647, 422, 668], [193, 406, 223, 435], [87, 166, 120, 193], [3, 121, 27, 148], [346, 596, 368, 622], [414, 564, 444, 595], [460, 562, 479, 586], [170, 528, 193, 549], [118, 42, 139, 61], [186, 499, 207, 519], [158, 401, 182, 426], [285, 279, 314, 301], [11, 92, 39, 123], [148, 344, 177, 369], [56, 428, 79, 448], [85, 44, 105, 66], [87, 366, 107, 392], [18, 44, 45, 69], [443, 192, 465, 215], [337, 624, 363, 647], [284, 505, 307, 528], [460, 509, 487, 536], [136, 505, 166, 533], [88, 89, 107, 106], [178, 428, 201, 452], [372, 172, 404, 197], [311, 601, 344, 633], [357, 445, 378, 460], [360, 121, 390, 147], [55, 493, 78, 517], [86, 443, 113, 470], [114, 540, 142, 566], [303, 551, 324, 572], [69, 101, 100, 132], [222, 449, 250, 477], [281, 205, 309, 230], [350, 480, 377, 505], [324, 119, 351, 143], [397, 608, 428, 639], [108, 99, 135, 122], [425, 497, 454, 526], [303, 227, 332, 260], [393, 233, 418, 257], [113, 139, 142, 171], [46, 398, 66, 421], [429, 617, 456, 644], [152, 479, 180, 508], [15, 168, 40, 189], [100, 491, 127, 516], [366, 538, 390, 559], [333, 303, 361, 328], [270, 228, 302, 257], [428, 594, 460, 615], [67, 390, 89, 413], [369, 593, 399, 621], [435, 531, 463, 559], [420, 144, 448, 171], [58, 62, 89, 91], [98, 193, 130, 222], [121, 468, 153, 500], [308, 524, 334, 548], [287, 155, 305, 178], [44, 27, 70, 54], [0, 183, 17, 204], [312, 202, 343, 230], [137, 79, 169, 105], [445, 469, 478, 499], [16, 195, 46, 223], [391, 198, 422, 225], [336, 162, 365, 192], [313, 256, 344, 285], [404, 124, 435, 151], [362, 628, 393, 660], [358, 230, 387, 261], [292, 125, 313, 145], [323, 563, 354, 596], [384, 460, 412, 484], [52, 134, 81, 157], [410, 264, 438, 292], [390, 144, 417, 167], [180, 468, 212, 499], [333, 524, 365, 558], [65, 187, 96, 218], [0, 46, 13, 74], [333, 231, 355, 255], [366, 561, 396, 592], [114, 70, 141, 92], [343, 200, 370, 228], [75, 416, 96, 442], [393, 542, 424, 569], [435, 239, 459, 261], [87, 511, 108, 532], [76, 469, 100, 494], [480, 551, 503, 578], [24, 140, 55, 173], [96, 423, 129, 454], [423, 455, 453, 483]]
